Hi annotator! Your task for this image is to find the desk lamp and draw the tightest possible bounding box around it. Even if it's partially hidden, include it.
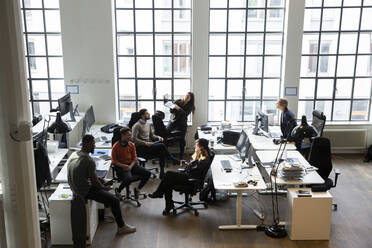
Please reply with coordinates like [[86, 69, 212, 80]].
[[47, 112, 71, 148]]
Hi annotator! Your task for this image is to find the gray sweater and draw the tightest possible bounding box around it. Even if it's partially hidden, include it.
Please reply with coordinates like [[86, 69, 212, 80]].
[[131, 119, 159, 146]]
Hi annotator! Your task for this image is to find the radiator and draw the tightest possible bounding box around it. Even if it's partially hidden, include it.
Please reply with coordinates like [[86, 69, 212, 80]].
[[323, 129, 367, 150]]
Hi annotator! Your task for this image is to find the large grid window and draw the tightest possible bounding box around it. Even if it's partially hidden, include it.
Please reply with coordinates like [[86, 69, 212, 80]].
[[299, 0, 372, 121], [115, 0, 192, 120], [20, 0, 65, 117], [208, 0, 286, 122]]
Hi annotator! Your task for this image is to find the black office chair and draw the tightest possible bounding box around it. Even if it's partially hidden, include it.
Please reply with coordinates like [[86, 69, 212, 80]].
[[308, 137, 341, 210], [128, 112, 141, 129], [152, 110, 186, 160], [170, 150, 215, 216]]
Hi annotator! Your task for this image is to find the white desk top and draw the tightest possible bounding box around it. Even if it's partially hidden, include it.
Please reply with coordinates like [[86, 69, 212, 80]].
[[48, 148, 69, 176], [55, 149, 111, 183], [74, 124, 113, 149], [49, 183, 73, 201], [211, 155, 266, 191], [32, 112, 84, 136], [247, 131, 297, 151], [197, 130, 238, 154], [255, 150, 324, 185]]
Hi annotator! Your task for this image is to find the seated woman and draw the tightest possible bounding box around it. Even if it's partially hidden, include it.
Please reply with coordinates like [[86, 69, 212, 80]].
[[148, 138, 211, 214], [165, 92, 195, 134]]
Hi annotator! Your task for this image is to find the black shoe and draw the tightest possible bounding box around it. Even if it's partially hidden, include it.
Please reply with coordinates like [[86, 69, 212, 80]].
[[159, 171, 165, 179], [148, 192, 163, 199]]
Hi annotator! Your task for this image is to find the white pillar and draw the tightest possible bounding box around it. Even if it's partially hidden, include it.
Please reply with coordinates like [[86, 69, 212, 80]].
[[281, 0, 306, 117], [0, 0, 42, 247], [189, 0, 209, 144]]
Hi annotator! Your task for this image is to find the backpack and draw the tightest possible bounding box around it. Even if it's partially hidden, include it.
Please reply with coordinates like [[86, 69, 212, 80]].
[[364, 145, 372, 162]]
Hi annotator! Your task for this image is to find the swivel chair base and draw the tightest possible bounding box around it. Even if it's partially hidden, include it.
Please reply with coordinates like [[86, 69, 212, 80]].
[[120, 186, 146, 207], [172, 195, 208, 216], [264, 224, 287, 238]]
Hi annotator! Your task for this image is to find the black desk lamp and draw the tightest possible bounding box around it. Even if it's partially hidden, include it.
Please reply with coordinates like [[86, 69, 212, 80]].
[[47, 112, 71, 134]]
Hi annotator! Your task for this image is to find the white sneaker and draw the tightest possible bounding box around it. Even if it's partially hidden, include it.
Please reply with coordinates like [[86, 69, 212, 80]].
[[117, 223, 136, 234]]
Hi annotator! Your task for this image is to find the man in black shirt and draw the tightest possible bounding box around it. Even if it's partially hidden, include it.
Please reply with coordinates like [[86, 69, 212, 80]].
[[276, 98, 297, 141]]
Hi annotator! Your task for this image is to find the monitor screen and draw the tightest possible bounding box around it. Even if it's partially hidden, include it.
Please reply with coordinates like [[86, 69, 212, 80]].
[[85, 105, 95, 131], [58, 93, 72, 116], [258, 112, 269, 133], [236, 130, 248, 159]]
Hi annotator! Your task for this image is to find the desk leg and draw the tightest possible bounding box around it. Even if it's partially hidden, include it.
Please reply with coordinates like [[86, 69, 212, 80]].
[[219, 192, 257, 230]]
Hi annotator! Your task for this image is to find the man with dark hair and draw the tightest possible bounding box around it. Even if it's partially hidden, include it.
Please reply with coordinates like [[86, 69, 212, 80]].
[[68, 135, 135, 247], [111, 127, 151, 199], [276, 98, 297, 141], [132, 109, 179, 178]]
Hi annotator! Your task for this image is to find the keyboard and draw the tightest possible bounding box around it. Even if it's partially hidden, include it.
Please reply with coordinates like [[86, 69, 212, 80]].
[[221, 160, 232, 172], [269, 131, 281, 138]]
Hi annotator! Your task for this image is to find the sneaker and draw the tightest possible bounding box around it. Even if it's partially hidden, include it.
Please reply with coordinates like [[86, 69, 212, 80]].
[[115, 188, 122, 200], [133, 187, 139, 200], [117, 223, 136, 235]]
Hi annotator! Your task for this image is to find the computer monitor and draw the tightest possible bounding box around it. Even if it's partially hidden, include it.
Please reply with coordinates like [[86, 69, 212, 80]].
[[81, 115, 87, 137], [58, 92, 75, 121], [85, 105, 95, 132], [236, 130, 249, 161], [253, 111, 269, 135]]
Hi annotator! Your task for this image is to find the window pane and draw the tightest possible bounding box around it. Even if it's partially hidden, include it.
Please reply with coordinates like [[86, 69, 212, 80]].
[[210, 34, 226, 55], [210, 0, 227, 8], [228, 34, 245, 55], [118, 34, 135, 55], [137, 57, 154, 77], [303, 9, 321, 31], [173, 56, 190, 76], [25, 10, 44, 32], [298, 101, 314, 119], [138, 101, 154, 114], [305, 0, 322, 7], [136, 35, 153, 55], [319, 33, 337, 54], [32, 80, 49, 100], [155, 57, 172, 77], [263, 79, 280, 99], [118, 57, 135, 77], [210, 10, 227, 32], [174, 35, 191, 55], [344, 0, 362, 6], [45, 10, 61, 32], [361, 8, 372, 30], [358, 32, 372, 53], [33, 102, 51, 116], [174, 79, 190, 99], [117, 10, 134, 32], [48, 57, 64, 78], [226, 101, 242, 121], [356, 55, 372, 76], [336, 55, 355, 77], [209, 79, 225, 99], [264, 56, 281, 77], [351, 100, 369, 120], [27, 34, 46, 55], [117, 0, 133, 8], [136, 10, 153, 32], [156, 101, 172, 120], [155, 10, 172, 32], [354, 78, 372, 98], [262, 101, 277, 115], [227, 80, 243, 99], [317, 56, 336, 77], [229, 0, 246, 8], [245, 56, 262, 77], [155, 80, 171, 99], [245, 80, 261, 99], [301, 55, 317, 77], [315, 100, 332, 120], [50, 80, 65, 100], [299, 79, 315, 99], [138, 80, 154, 99], [265, 34, 283, 55], [154, 0, 171, 8], [24, 0, 42, 8], [246, 34, 263, 54], [248, 0, 265, 7], [317, 79, 334, 99], [119, 80, 136, 100], [302, 34, 319, 54], [321, 9, 340, 31], [227, 57, 244, 77], [47, 35, 63, 55], [335, 79, 352, 98], [209, 57, 226, 77], [208, 101, 224, 121], [120, 101, 136, 120], [174, 0, 191, 8], [244, 101, 260, 121], [247, 10, 265, 32], [324, 0, 342, 7], [333, 101, 351, 120], [228, 10, 245, 32], [155, 35, 172, 55], [174, 10, 191, 32], [135, 0, 152, 8], [341, 8, 360, 30], [30, 57, 48, 78], [339, 33, 358, 54], [266, 10, 284, 32]]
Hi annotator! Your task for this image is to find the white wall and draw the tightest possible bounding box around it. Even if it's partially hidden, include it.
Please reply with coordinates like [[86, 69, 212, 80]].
[[60, 0, 117, 124]]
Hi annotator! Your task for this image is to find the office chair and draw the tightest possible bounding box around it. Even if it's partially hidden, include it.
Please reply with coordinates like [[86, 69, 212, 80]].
[[152, 110, 186, 160], [112, 126, 158, 178], [308, 137, 341, 210], [128, 112, 141, 129], [170, 150, 215, 216]]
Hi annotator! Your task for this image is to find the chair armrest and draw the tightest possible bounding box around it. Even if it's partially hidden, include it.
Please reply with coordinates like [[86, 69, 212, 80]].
[[188, 178, 200, 182], [333, 169, 341, 187], [178, 168, 186, 172], [138, 157, 146, 162]]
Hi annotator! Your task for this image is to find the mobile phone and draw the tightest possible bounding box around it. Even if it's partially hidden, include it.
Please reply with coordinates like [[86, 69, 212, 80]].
[[104, 179, 114, 186]]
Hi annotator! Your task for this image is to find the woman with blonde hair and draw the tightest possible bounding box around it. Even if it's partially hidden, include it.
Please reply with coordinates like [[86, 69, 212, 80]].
[[149, 138, 211, 214]]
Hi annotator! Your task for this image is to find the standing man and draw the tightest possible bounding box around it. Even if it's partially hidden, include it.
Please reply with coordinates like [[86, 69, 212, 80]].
[[111, 126, 151, 199], [68, 135, 135, 248], [276, 98, 297, 141], [132, 109, 179, 178]]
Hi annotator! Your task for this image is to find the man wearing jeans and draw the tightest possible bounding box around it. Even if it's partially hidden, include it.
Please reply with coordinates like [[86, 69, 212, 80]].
[[132, 109, 179, 178], [111, 126, 151, 199], [68, 135, 135, 248]]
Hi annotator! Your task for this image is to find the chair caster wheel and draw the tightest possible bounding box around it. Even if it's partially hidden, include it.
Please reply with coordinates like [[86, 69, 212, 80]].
[[194, 210, 199, 216], [143, 195, 147, 199], [155, 168, 159, 172], [172, 209, 177, 215]]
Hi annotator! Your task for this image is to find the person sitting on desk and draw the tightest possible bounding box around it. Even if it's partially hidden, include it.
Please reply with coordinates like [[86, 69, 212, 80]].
[[148, 138, 211, 215], [276, 98, 297, 141], [111, 126, 151, 200], [132, 109, 179, 178], [164, 92, 195, 134], [67, 135, 135, 247]]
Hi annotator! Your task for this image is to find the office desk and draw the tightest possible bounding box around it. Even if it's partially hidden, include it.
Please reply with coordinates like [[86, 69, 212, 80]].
[[73, 124, 113, 149], [48, 148, 69, 179], [55, 149, 111, 183], [197, 129, 238, 154], [247, 131, 297, 151], [211, 155, 266, 230], [255, 150, 324, 185]]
